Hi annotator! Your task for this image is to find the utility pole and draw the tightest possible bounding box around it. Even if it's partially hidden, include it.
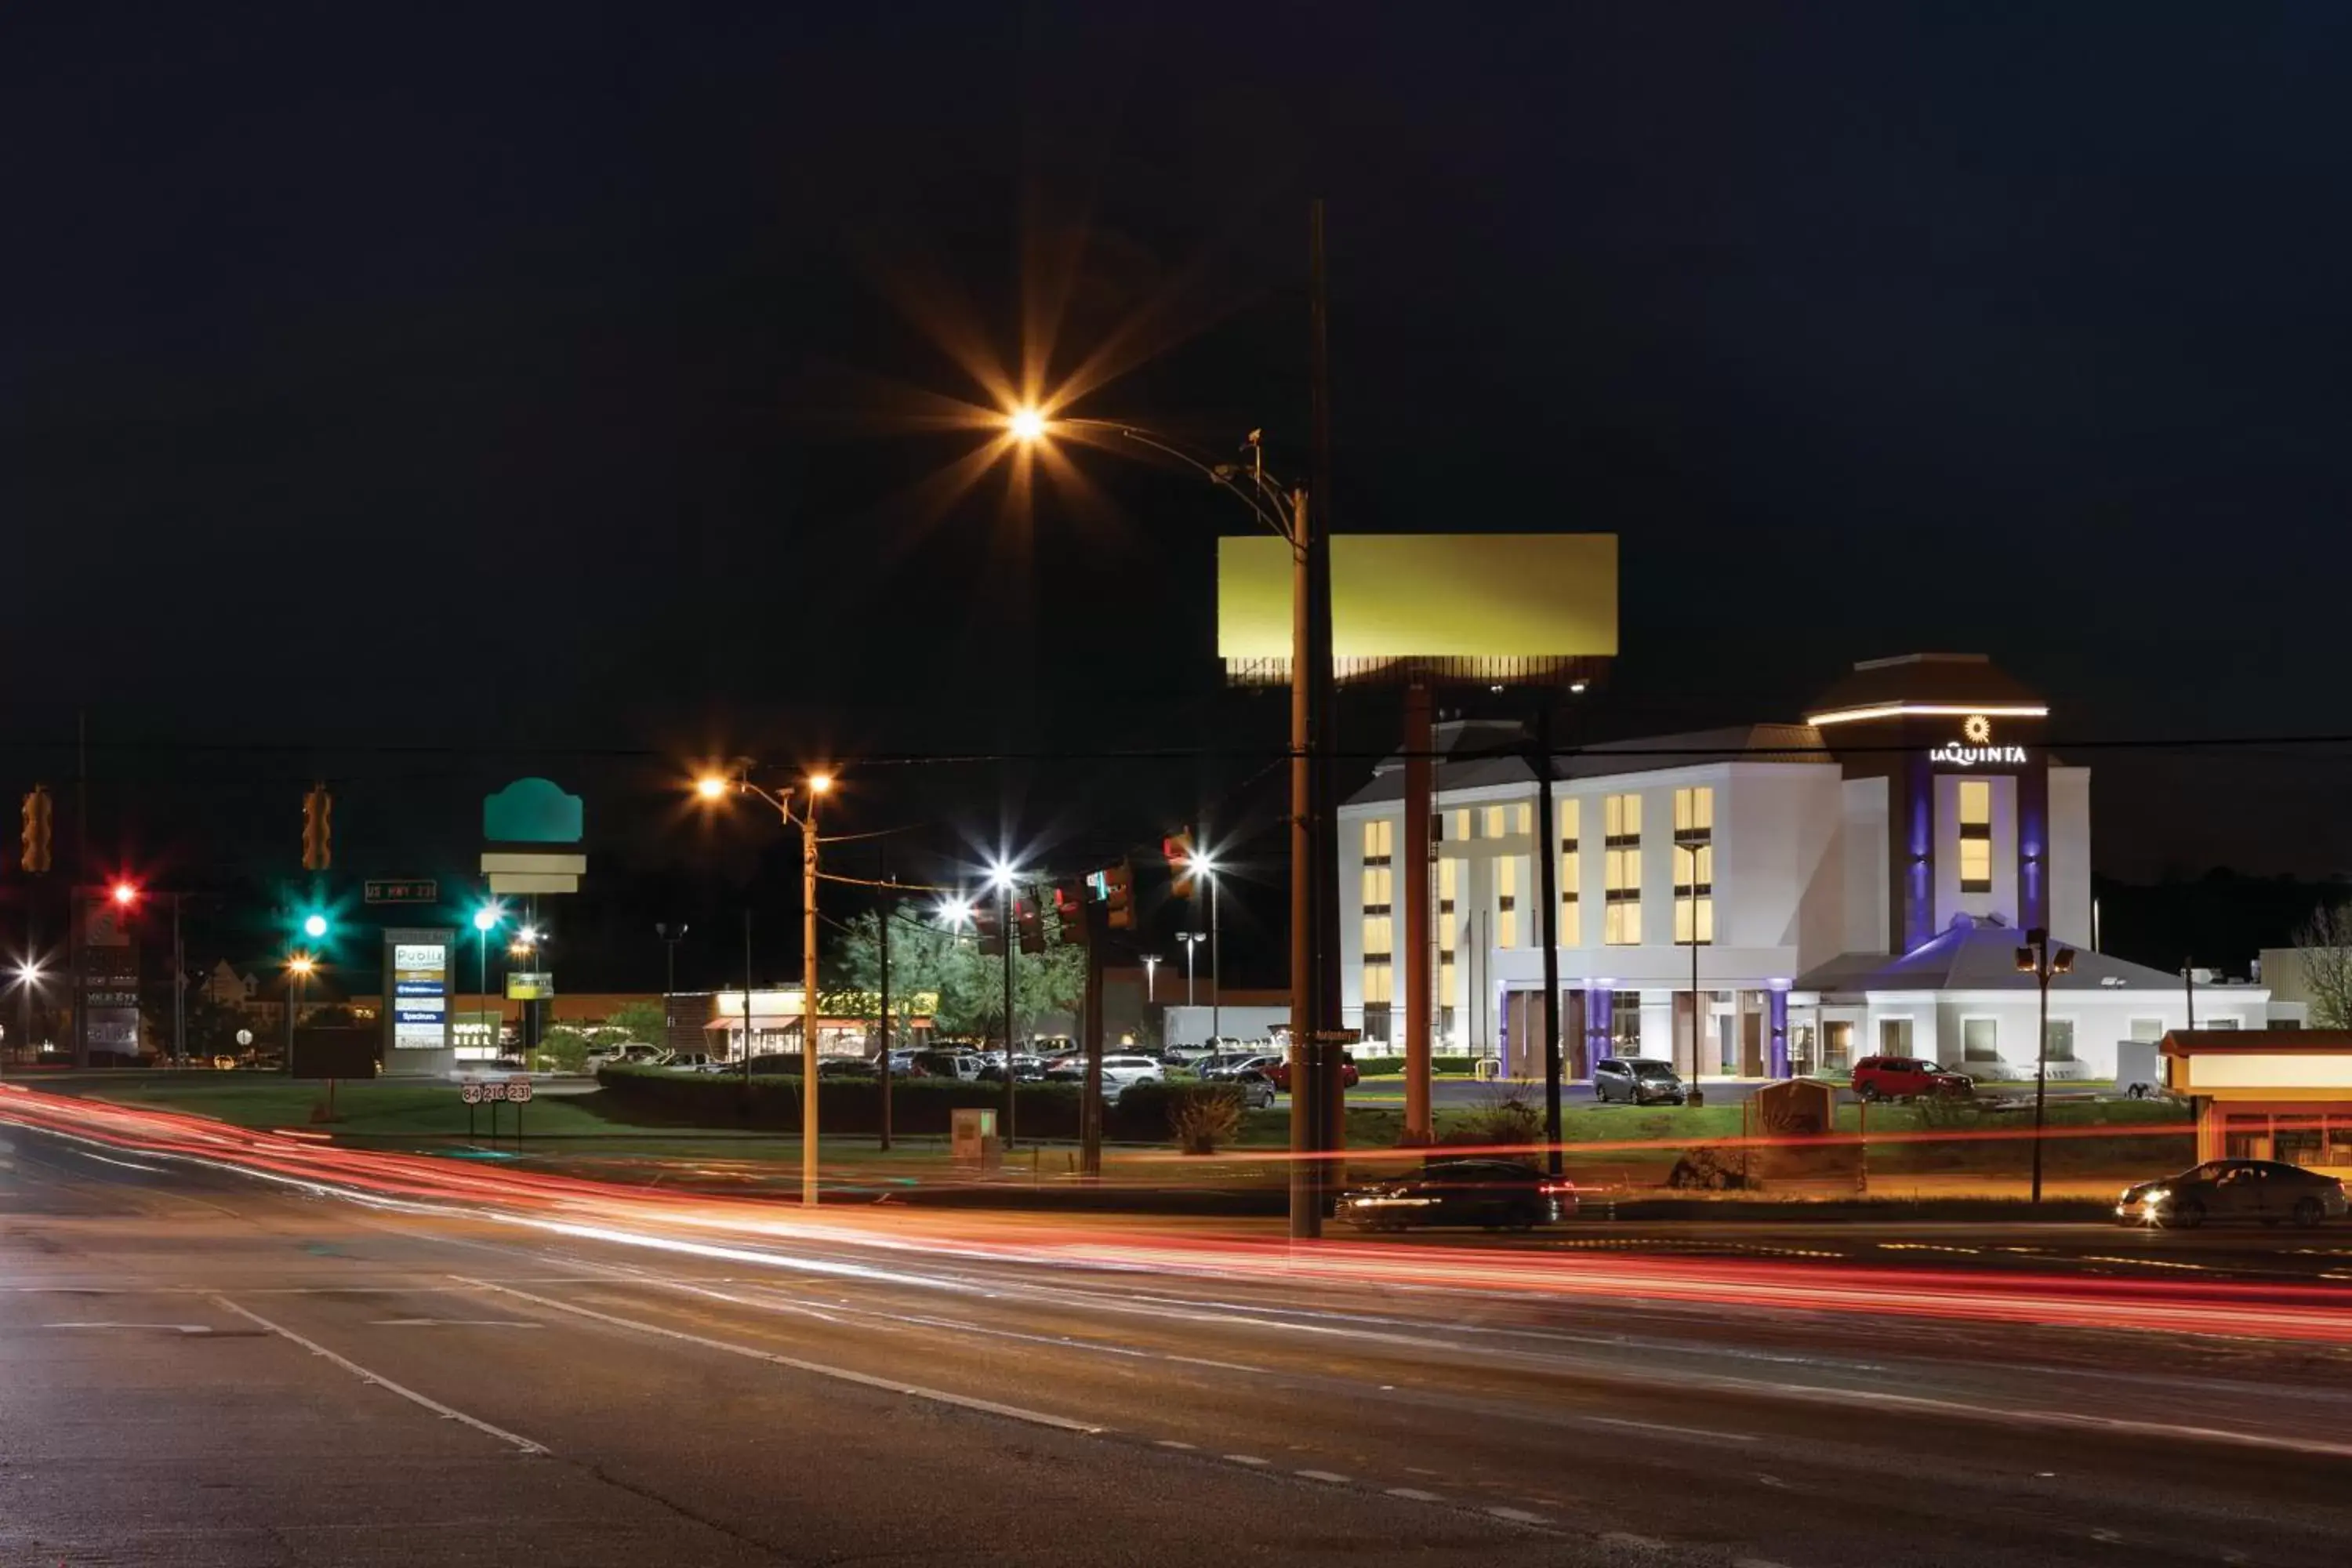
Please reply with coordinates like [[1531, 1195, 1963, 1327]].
[[1532, 704, 1563, 1176], [741, 910, 756, 1091], [1081, 900, 1105, 1177], [1000, 879, 1017, 1149], [656, 923, 687, 1055], [877, 876, 893, 1152], [801, 793, 821, 1207], [1287, 475, 1322, 1239], [171, 892, 184, 1069], [1308, 198, 1345, 1185]]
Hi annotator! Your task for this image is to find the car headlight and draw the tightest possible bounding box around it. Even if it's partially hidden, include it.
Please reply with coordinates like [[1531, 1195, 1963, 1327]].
[[2143, 1188, 2169, 1207]]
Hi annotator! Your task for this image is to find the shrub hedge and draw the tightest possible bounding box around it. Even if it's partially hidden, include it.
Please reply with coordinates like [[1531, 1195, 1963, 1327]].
[[1352, 1054, 1483, 1077], [596, 1065, 1247, 1143]]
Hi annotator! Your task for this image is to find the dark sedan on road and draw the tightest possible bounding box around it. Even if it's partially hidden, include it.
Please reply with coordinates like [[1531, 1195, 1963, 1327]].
[[1592, 1058, 1686, 1105], [2116, 1160, 2349, 1229], [1339, 1159, 1577, 1232]]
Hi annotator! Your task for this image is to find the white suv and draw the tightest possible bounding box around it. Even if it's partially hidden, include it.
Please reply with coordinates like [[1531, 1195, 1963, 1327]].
[[1099, 1055, 1163, 1100]]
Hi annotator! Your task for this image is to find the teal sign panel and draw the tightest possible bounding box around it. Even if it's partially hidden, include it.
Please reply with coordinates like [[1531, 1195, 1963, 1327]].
[[483, 778, 583, 844]]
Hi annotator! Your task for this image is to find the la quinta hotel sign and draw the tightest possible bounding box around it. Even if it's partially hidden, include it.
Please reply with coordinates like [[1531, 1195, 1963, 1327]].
[[1927, 713, 2029, 768]]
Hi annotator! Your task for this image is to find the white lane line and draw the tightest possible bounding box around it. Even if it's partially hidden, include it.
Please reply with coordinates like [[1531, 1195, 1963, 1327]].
[[1581, 1414, 1758, 1443], [368, 1319, 543, 1329], [1489, 1506, 1554, 1526], [1154, 1439, 1196, 1450], [1224, 1454, 1270, 1466], [1385, 1486, 1445, 1502], [1296, 1469, 1352, 1483], [45, 1321, 212, 1334], [452, 1277, 1102, 1436], [72, 1150, 168, 1174], [212, 1297, 546, 1457], [1599, 1530, 1668, 1548]]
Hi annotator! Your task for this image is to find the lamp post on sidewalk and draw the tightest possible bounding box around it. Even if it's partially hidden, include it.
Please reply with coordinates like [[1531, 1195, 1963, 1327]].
[[2016, 927, 2076, 1206], [699, 765, 833, 1207]]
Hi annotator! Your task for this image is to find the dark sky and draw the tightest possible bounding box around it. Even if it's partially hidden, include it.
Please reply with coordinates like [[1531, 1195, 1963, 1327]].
[[9, 4, 2352, 982]]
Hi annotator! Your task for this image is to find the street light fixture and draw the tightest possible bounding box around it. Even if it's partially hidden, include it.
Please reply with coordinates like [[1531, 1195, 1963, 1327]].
[[695, 764, 833, 1207], [995, 410, 1337, 1237], [471, 902, 503, 1058], [284, 951, 317, 1072]]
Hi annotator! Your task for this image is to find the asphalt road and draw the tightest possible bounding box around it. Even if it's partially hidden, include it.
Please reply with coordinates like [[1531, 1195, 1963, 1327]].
[[5, 1096, 2352, 1568]]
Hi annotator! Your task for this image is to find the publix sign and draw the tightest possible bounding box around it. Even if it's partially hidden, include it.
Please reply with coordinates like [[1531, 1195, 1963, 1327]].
[[1928, 713, 2027, 768]]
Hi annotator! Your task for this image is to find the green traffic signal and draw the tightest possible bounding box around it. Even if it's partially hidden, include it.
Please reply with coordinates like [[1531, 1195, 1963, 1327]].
[[301, 913, 329, 940]]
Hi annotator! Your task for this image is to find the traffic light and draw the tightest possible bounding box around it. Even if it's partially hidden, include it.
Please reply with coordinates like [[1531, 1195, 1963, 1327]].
[[1164, 830, 1197, 898], [301, 911, 330, 941], [19, 785, 51, 874], [1054, 882, 1088, 946], [301, 782, 333, 872], [973, 901, 1006, 957], [1015, 896, 1045, 956], [110, 880, 140, 910], [1096, 860, 1134, 931]]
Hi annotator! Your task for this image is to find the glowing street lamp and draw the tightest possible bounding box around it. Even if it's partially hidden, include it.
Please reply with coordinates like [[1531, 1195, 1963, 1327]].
[[693, 764, 835, 1206], [1007, 405, 1048, 444]]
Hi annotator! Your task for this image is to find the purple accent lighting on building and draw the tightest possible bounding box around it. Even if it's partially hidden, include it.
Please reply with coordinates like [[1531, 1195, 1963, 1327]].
[[1767, 988, 1790, 1078], [1907, 769, 1936, 951]]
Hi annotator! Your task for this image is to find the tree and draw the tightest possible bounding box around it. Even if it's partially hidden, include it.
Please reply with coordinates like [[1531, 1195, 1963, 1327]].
[[2292, 903, 2352, 1028], [606, 1000, 667, 1044], [826, 906, 1087, 1043]]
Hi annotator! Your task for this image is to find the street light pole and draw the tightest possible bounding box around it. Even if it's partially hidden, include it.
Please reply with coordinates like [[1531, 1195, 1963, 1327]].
[[2017, 926, 2076, 1206], [1142, 953, 1160, 1004], [1208, 869, 1222, 1047], [1000, 876, 1017, 1150], [800, 784, 822, 1205], [655, 923, 686, 1056], [171, 891, 184, 1069]]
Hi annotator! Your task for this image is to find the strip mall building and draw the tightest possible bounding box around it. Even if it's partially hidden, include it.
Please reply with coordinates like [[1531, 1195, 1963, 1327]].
[[1339, 654, 2293, 1082]]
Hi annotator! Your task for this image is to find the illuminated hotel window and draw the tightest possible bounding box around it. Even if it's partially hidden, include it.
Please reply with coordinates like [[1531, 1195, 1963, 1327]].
[[1363, 818, 1393, 864], [1485, 804, 1508, 840], [1515, 803, 1533, 836], [1603, 793, 1641, 945], [1363, 960, 1393, 1005], [1958, 779, 1992, 894], [1496, 857, 1519, 949], [1363, 913, 1394, 958], [1361, 865, 1393, 911], [1453, 808, 1472, 842], [1673, 786, 1714, 946], [1559, 798, 1581, 948]]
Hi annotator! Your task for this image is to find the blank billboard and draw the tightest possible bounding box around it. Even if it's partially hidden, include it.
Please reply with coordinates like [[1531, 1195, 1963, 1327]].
[[1217, 534, 1616, 682]]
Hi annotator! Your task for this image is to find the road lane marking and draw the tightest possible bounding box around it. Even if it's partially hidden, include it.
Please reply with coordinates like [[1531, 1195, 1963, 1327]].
[[1598, 1530, 1667, 1547], [1385, 1487, 1444, 1502], [1154, 1439, 1197, 1450], [212, 1297, 548, 1457], [1490, 1507, 1554, 1525], [1296, 1469, 1352, 1483], [1581, 1414, 1757, 1443], [71, 1150, 168, 1174], [45, 1321, 212, 1334], [1224, 1454, 1270, 1465], [452, 1277, 1103, 1436], [368, 1319, 543, 1329]]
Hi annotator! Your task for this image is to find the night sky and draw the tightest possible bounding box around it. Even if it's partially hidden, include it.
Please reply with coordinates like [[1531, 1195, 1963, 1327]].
[[9, 4, 2352, 985]]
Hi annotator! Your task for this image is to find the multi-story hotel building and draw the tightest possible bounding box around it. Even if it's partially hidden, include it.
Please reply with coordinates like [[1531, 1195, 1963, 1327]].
[[1339, 654, 2282, 1082]]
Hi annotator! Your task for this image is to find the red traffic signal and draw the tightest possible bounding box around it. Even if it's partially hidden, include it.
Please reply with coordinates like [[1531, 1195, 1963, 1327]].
[[1053, 882, 1089, 946], [1015, 896, 1045, 956], [973, 902, 1006, 957], [1164, 831, 1196, 898], [110, 880, 140, 909]]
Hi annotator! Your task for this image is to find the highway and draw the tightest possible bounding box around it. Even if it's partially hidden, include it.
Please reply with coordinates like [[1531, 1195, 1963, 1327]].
[[5, 1087, 2352, 1567]]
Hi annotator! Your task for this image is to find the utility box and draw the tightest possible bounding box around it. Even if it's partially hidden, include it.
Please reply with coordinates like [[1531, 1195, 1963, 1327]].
[[951, 1107, 1001, 1170], [2114, 1040, 2162, 1099]]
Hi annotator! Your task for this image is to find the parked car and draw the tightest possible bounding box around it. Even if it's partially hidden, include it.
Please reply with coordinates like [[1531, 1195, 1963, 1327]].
[[1340, 1159, 1577, 1232], [1200, 1053, 1280, 1082], [1099, 1054, 1163, 1098], [1265, 1054, 1358, 1092], [1851, 1055, 1974, 1102], [818, 1058, 877, 1079], [977, 1054, 1050, 1083], [1228, 1069, 1277, 1110], [1592, 1058, 1686, 1105], [666, 1051, 724, 1072], [2117, 1160, 2348, 1229], [909, 1049, 985, 1080], [585, 1041, 669, 1072], [739, 1052, 803, 1076]]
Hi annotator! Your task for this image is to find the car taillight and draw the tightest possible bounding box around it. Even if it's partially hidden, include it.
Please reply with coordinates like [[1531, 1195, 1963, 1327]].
[[1538, 1181, 1576, 1195]]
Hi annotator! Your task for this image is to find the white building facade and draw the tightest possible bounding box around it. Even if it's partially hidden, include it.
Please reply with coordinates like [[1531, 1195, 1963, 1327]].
[[1338, 654, 2282, 1082]]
